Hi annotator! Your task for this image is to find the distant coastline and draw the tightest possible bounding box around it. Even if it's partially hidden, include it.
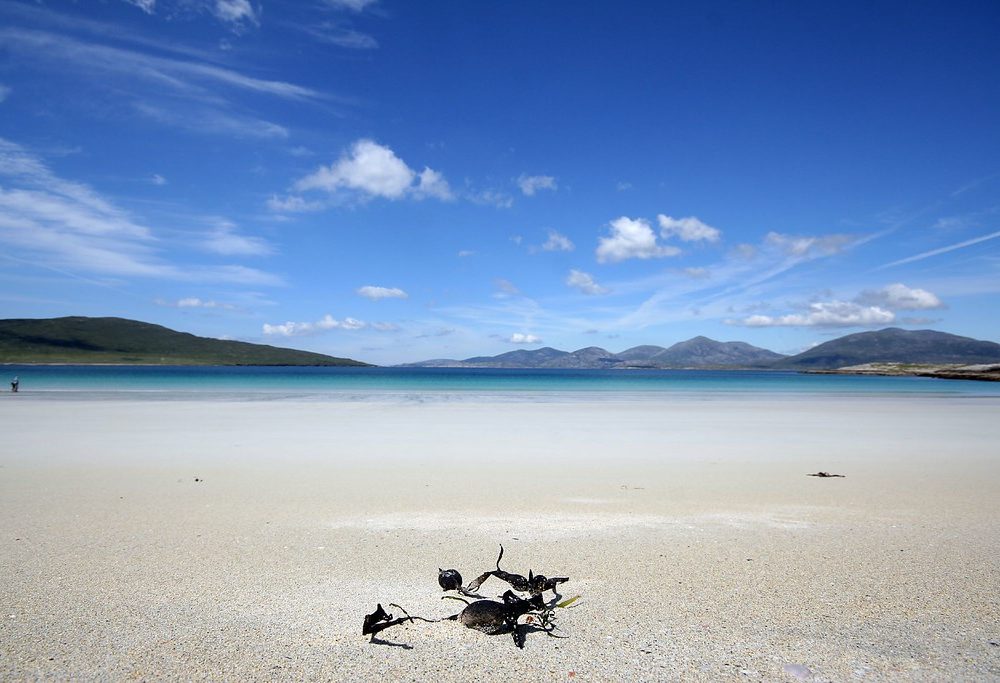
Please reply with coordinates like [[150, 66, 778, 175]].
[[808, 362, 1000, 382]]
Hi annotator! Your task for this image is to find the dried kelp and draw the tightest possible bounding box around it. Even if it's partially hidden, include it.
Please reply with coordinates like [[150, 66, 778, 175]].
[[465, 545, 568, 596], [363, 545, 576, 649], [361, 603, 437, 642], [450, 590, 547, 648], [807, 471, 846, 478], [437, 568, 463, 591]]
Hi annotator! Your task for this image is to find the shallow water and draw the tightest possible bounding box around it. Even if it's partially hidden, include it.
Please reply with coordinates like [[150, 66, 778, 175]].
[[3, 365, 998, 402]]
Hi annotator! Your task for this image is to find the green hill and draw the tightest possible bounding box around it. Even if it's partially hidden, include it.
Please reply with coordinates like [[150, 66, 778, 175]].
[[0, 317, 370, 366]]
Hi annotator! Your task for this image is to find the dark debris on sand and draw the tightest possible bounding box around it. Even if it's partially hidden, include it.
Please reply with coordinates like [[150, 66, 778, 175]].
[[363, 545, 577, 650]]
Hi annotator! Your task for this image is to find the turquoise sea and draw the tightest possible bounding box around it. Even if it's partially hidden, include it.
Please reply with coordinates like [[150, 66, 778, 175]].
[[3, 365, 999, 401]]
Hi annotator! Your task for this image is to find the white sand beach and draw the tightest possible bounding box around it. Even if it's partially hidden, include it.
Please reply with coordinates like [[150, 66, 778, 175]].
[[2, 396, 999, 681]]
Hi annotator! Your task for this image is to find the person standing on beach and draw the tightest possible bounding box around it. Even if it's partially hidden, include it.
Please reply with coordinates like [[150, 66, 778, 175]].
[[10, 376, 18, 392]]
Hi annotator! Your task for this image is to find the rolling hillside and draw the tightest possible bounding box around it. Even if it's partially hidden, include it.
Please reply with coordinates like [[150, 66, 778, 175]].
[[0, 317, 370, 366]]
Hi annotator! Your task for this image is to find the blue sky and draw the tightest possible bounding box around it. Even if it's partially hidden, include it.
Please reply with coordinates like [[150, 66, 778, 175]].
[[1, 0, 999, 365]]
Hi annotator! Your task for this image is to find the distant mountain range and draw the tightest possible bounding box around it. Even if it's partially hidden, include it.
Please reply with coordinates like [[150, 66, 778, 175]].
[[0, 317, 369, 366], [4, 318, 998, 370], [403, 328, 1000, 370]]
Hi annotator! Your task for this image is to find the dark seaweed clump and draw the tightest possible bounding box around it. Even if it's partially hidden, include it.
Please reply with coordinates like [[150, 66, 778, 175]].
[[363, 545, 578, 649]]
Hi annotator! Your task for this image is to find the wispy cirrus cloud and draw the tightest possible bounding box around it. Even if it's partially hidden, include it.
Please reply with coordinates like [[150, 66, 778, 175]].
[[0, 23, 330, 141], [878, 230, 1000, 269], [119, 0, 259, 31], [0, 138, 282, 286], [134, 101, 289, 139], [0, 28, 322, 101], [288, 21, 378, 49], [611, 228, 869, 330], [199, 219, 274, 256]]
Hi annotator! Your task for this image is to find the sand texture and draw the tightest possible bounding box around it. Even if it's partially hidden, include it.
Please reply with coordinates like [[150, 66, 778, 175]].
[[2, 396, 999, 681]]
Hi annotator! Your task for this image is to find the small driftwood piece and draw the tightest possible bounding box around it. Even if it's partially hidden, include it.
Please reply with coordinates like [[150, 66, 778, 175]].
[[807, 471, 846, 478]]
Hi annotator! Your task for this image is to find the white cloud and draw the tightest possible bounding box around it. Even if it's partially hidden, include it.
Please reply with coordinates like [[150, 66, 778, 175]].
[[517, 174, 557, 196], [263, 314, 369, 336], [566, 269, 608, 295], [266, 194, 323, 213], [457, 250, 475, 257], [855, 283, 944, 310], [764, 231, 852, 258], [0, 85, 11, 103], [616, 181, 632, 192], [294, 139, 450, 202], [371, 322, 400, 332], [736, 301, 895, 327], [596, 216, 681, 263], [357, 285, 407, 300], [213, 0, 259, 29], [340, 317, 366, 330], [542, 230, 574, 252], [200, 220, 272, 256], [657, 214, 721, 243], [414, 167, 453, 200], [508, 333, 541, 344], [151, 173, 167, 186]]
